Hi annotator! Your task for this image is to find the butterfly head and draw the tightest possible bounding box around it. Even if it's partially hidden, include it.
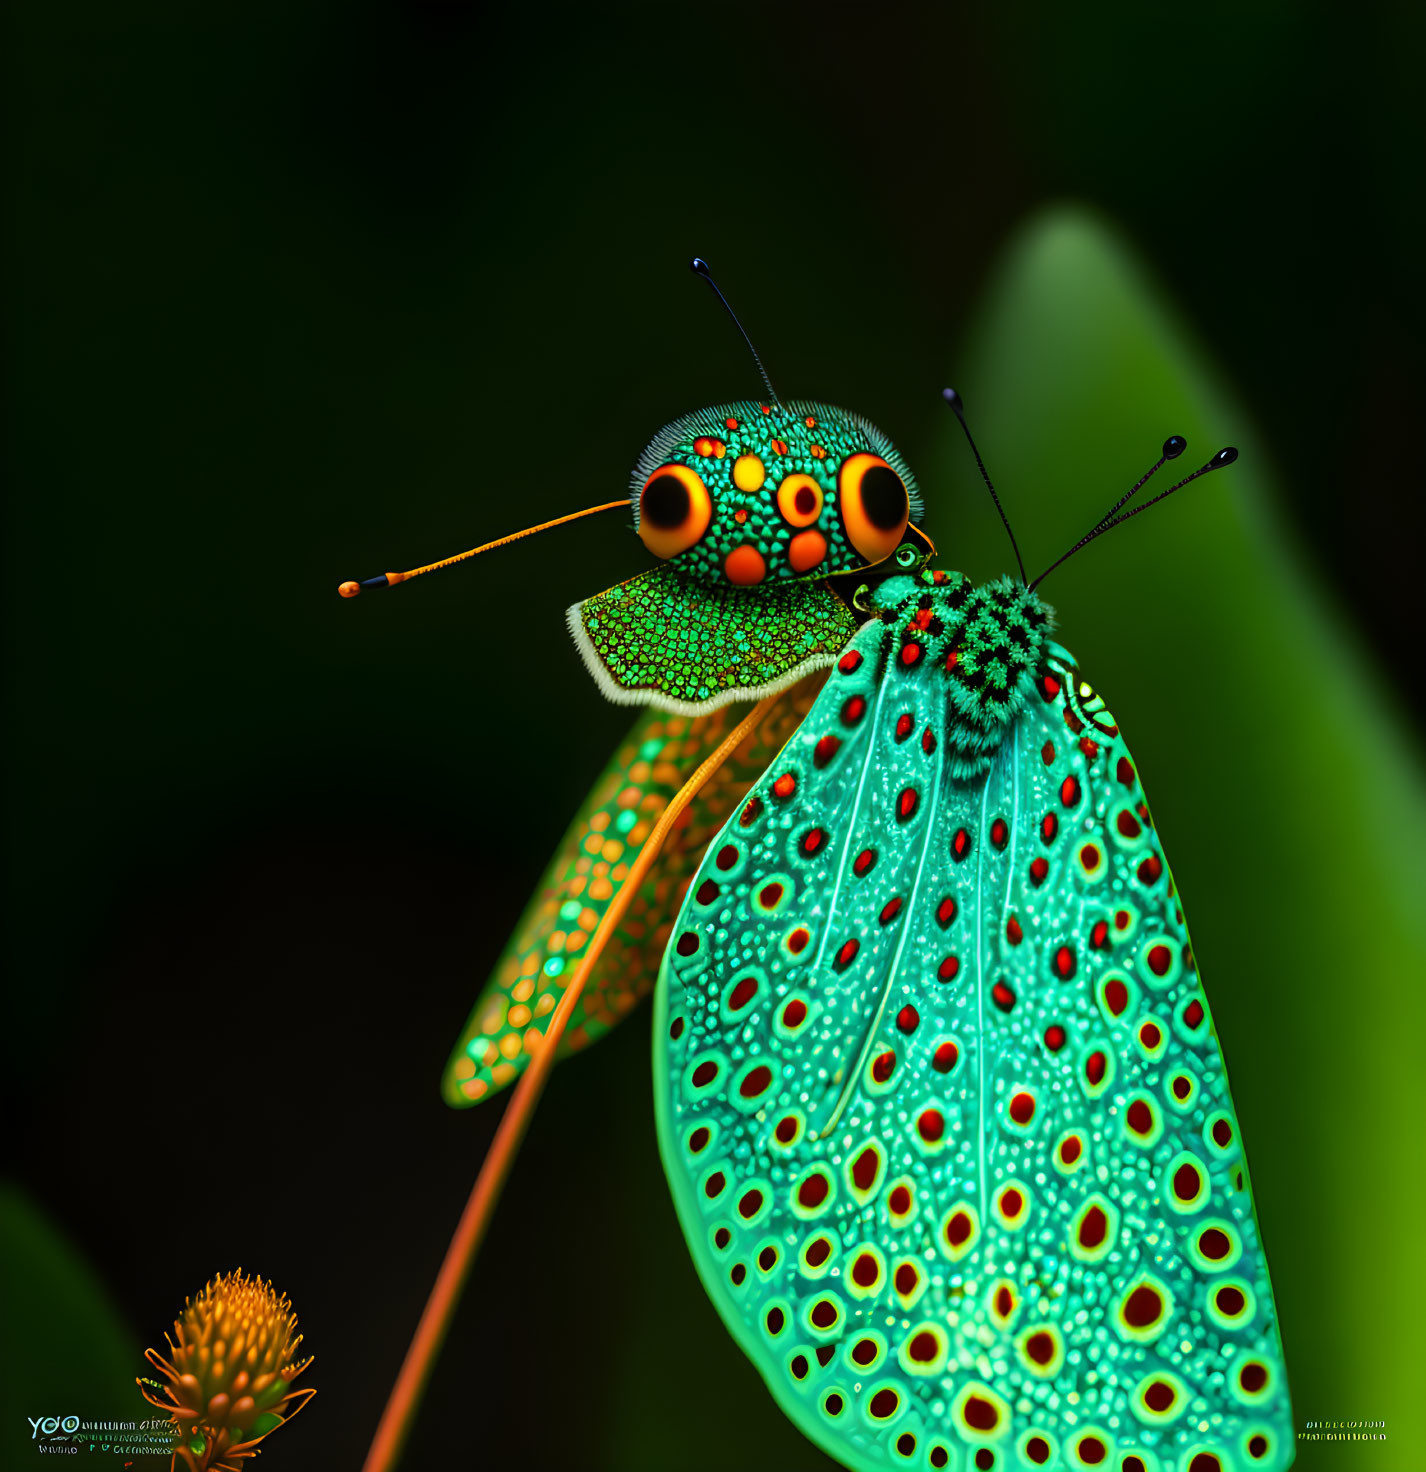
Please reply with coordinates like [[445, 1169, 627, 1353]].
[[631, 400, 924, 586]]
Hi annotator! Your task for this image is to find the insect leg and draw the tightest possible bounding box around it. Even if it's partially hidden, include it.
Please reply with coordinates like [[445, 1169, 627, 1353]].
[[362, 691, 786, 1472]]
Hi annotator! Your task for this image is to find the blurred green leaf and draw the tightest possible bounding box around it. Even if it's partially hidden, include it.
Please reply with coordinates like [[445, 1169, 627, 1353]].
[[0, 1180, 139, 1447], [930, 207, 1426, 1454]]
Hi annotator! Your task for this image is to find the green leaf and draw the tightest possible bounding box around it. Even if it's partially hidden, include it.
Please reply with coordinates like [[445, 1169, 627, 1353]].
[[0, 1180, 139, 1442], [932, 206, 1426, 1453]]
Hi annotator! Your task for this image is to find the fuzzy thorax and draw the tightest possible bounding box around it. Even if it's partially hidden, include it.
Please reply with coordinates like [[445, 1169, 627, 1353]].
[[870, 569, 1055, 775]]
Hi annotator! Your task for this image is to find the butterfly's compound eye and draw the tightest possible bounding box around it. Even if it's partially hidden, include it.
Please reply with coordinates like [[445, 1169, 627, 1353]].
[[639, 463, 712, 559], [839, 452, 909, 564]]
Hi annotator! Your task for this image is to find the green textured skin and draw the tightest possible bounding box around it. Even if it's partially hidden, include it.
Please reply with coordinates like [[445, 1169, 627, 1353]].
[[571, 563, 858, 714], [654, 567, 1292, 1472], [631, 399, 923, 585]]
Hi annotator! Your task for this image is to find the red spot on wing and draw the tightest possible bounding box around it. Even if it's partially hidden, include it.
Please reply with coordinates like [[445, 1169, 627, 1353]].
[[798, 1172, 830, 1208], [1078, 1206, 1109, 1249], [739, 1066, 772, 1098], [728, 976, 758, 1010]]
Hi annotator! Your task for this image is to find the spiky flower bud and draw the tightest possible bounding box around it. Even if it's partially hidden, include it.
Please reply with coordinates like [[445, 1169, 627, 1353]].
[[139, 1269, 314, 1470]]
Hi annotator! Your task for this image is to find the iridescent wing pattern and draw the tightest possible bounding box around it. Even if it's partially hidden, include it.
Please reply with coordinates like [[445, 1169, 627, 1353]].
[[444, 678, 822, 1105], [655, 569, 1291, 1472]]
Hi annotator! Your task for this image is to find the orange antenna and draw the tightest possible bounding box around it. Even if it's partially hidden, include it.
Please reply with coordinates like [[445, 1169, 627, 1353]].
[[337, 500, 629, 597]]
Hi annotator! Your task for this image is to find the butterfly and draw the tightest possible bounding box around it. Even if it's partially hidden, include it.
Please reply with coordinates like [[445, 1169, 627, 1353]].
[[343, 263, 1291, 1472]]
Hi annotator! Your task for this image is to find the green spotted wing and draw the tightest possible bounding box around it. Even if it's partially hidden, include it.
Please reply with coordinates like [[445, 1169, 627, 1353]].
[[654, 569, 1292, 1472]]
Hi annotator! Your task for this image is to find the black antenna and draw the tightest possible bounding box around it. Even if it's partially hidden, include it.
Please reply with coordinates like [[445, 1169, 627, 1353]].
[[942, 387, 1027, 585], [1029, 443, 1238, 592], [690, 258, 780, 408]]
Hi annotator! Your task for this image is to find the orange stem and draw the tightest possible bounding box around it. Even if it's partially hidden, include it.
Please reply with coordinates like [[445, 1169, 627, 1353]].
[[361, 693, 781, 1472]]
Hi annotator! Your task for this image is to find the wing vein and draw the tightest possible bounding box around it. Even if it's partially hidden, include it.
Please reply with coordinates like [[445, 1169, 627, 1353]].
[[817, 733, 947, 1137], [975, 774, 991, 1225]]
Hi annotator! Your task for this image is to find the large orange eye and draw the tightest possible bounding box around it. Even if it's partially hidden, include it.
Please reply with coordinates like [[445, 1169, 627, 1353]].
[[839, 452, 909, 563], [639, 463, 712, 559], [776, 473, 824, 528]]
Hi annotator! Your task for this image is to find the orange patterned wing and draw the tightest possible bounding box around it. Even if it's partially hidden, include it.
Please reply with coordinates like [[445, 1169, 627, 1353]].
[[441, 675, 823, 1107]]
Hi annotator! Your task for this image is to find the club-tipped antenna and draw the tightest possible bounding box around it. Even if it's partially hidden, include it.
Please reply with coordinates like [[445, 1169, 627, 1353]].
[[691, 258, 781, 409], [1028, 444, 1239, 592], [942, 387, 1027, 585], [336, 500, 627, 597]]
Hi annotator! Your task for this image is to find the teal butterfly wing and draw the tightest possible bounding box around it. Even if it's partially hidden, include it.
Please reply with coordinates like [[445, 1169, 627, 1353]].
[[653, 568, 1292, 1472]]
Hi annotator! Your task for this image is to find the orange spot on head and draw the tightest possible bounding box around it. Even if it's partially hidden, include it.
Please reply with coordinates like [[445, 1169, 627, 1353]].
[[724, 545, 767, 585], [809, 444, 827, 459], [734, 508, 749, 524], [771, 438, 789, 455], [805, 416, 817, 429], [788, 529, 827, 573]]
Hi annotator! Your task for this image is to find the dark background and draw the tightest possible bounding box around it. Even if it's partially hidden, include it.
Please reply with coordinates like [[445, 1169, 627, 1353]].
[[6, 3, 1423, 1469]]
